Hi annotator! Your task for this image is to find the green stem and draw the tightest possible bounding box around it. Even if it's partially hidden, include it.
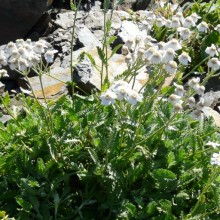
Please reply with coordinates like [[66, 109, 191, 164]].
[[184, 167, 217, 220], [182, 56, 209, 80], [70, 0, 82, 98]]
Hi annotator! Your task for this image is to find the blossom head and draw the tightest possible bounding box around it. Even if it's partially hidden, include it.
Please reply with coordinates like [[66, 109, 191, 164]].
[[205, 44, 218, 57], [178, 52, 191, 65], [164, 39, 182, 51], [177, 27, 191, 40], [165, 61, 177, 74], [211, 152, 220, 166], [100, 90, 117, 106], [197, 21, 209, 33], [44, 50, 58, 63], [207, 58, 220, 71], [125, 90, 143, 105]]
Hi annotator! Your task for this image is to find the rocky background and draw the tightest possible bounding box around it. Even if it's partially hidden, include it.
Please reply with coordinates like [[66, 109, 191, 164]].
[[0, 0, 219, 124]]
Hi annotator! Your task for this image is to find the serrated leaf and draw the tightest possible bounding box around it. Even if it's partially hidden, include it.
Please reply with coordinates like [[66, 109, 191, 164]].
[[109, 44, 122, 59], [1, 92, 10, 106], [125, 202, 137, 216], [97, 46, 106, 64], [147, 201, 157, 215], [107, 36, 117, 45]]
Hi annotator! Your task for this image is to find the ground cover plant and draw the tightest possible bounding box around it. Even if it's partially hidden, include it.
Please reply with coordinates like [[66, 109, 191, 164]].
[[0, 0, 220, 219]]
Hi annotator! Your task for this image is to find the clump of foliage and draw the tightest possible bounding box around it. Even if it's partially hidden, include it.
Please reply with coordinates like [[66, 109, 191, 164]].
[[0, 0, 220, 219]]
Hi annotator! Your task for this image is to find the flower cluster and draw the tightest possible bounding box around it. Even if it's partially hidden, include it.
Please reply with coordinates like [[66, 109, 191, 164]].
[[0, 39, 58, 74], [168, 83, 185, 113], [211, 152, 220, 166], [100, 80, 143, 106]]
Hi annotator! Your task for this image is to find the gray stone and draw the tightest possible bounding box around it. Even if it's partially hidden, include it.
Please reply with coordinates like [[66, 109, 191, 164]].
[[117, 20, 141, 43], [132, 0, 151, 11], [76, 25, 101, 49], [0, 0, 53, 45], [54, 11, 84, 30], [0, 114, 12, 125], [0, 82, 5, 94], [25, 67, 70, 98]]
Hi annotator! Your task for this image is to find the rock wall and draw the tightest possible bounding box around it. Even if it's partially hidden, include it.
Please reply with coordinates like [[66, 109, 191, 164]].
[[0, 0, 53, 45]]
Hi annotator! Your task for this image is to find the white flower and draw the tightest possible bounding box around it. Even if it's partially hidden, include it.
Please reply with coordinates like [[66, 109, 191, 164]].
[[214, 24, 220, 33], [125, 90, 143, 105], [205, 44, 218, 57], [100, 90, 117, 106], [144, 35, 157, 44], [0, 69, 9, 78], [197, 21, 209, 33], [158, 41, 165, 50], [149, 51, 162, 64], [165, 61, 177, 74], [121, 45, 129, 55], [44, 50, 58, 63], [170, 17, 181, 28], [140, 20, 150, 32], [175, 12, 184, 23], [125, 39, 134, 49], [0, 51, 8, 66], [145, 47, 156, 59], [125, 54, 132, 65], [207, 58, 220, 70], [34, 41, 48, 54], [16, 39, 25, 47], [165, 19, 171, 28], [162, 48, 176, 63], [29, 54, 41, 67], [137, 48, 145, 59], [174, 83, 185, 97], [177, 27, 191, 40], [188, 77, 200, 88], [182, 16, 196, 28], [164, 39, 182, 51], [194, 84, 205, 95], [6, 42, 17, 54], [191, 109, 203, 121], [174, 103, 183, 113], [155, 17, 166, 27], [187, 97, 196, 108], [114, 85, 131, 100], [190, 13, 201, 23], [18, 58, 29, 71], [178, 52, 191, 65], [196, 98, 206, 111], [146, 17, 155, 26], [206, 141, 220, 149], [168, 94, 183, 105], [211, 152, 220, 166], [9, 58, 18, 70], [18, 47, 30, 60]]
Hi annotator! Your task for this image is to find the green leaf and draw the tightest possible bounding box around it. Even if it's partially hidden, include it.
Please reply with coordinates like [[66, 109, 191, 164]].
[[106, 19, 112, 33], [36, 158, 46, 177], [125, 202, 137, 216], [107, 36, 117, 45], [1, 92, 10, 106], [147, 201, 157, 215], [153, 169, 176, 181], [109, 44, 122, 59], [53, 192, 60, 218], [97, 46, 106, 64]]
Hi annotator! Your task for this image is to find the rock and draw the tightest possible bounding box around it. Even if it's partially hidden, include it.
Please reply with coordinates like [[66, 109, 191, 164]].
[[132, 0, 151, 11], [20, 67, 70, 98], [116, 20, 141, 44], [0, 0, 53, 45], [0, 82, 5, 94], [76, 25, 101, 49], [0, 114, 12, 125], [54, 11, 84, 30]]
